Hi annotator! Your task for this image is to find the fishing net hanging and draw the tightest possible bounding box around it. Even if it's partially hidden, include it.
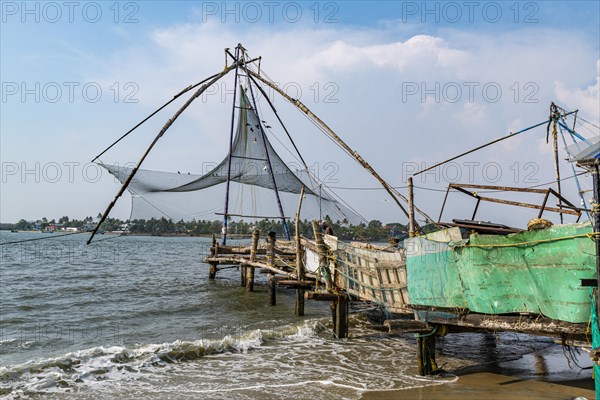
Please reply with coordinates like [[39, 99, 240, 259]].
[[101, 89, 362, 225]]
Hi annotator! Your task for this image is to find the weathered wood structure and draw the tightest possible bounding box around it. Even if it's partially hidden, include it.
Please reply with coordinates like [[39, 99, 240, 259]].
[[205, 208, 595, 377]]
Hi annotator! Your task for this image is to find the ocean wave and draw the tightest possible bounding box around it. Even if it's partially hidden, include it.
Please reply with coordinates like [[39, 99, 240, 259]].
[[0, 320, 319, 397]]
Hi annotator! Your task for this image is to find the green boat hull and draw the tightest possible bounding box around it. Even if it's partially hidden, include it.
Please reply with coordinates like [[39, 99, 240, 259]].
[[405, 223, 595, 323]]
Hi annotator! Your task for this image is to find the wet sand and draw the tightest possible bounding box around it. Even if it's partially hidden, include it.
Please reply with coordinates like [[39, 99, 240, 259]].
[[362, 335, 595, 400], [362, 372, 594, 399]]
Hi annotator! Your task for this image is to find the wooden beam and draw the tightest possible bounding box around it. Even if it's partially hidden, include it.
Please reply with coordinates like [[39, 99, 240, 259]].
[[277, 280, 316, 289], [384, 319, 433, 334], [215, 212, 290, 219], [305, 292, 340, 301], [204, 256, 294, 274], [476, 195, 580, 215], [449, 183, 549, 194], [424, 314, 588, 337]]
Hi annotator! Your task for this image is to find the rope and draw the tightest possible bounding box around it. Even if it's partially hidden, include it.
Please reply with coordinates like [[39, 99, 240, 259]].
[[328, 171, 589, 193], [415, 325, 438, 338], [463, 232, 597, 248], [0, 231, 87, 246], [333, 264, 401, 292], [274, 253, 295, 269], [558, 122, 591, 220], [327, 241, 405, 293]]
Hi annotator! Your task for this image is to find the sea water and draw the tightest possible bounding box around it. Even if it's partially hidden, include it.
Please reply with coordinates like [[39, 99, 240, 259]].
[[0, 232, 590, 399]]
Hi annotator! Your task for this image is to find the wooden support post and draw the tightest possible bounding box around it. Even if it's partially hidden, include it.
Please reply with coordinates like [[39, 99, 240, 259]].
[[208, 262, 217, 280], [311, 220, 332, 290], [208, 234, 218, 279], [408, 177, 416, 237], [246, 266, 255, 292], [311, 220, 344, 335], [295, 187, 305, 317], [210, 233, 219, 257], [240, 265, 247, 287], [267, 231, 276, 306], [247, 229, 259, 292], [268, 274, 276, 306], [334, 296, 349, 339], [416, 336, 424, 376], [295, 252, 305, 316], [417, 332, 438, 376]]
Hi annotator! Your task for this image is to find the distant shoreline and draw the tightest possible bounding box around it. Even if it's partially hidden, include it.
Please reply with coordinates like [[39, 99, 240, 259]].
[[1, 230, 252, 239]]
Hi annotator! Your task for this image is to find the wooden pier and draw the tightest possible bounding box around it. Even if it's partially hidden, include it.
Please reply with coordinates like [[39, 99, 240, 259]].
[[204, 216, 596, 377]]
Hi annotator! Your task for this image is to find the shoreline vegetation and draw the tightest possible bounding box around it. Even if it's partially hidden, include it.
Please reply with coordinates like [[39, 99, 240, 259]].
[[2, 216, 413, 242]]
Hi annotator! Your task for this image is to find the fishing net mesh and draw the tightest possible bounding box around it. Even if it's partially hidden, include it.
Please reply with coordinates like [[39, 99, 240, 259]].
[[101, 89, 362, 225]]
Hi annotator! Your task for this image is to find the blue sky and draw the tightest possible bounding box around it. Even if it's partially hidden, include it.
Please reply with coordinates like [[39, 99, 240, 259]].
[[1, 1, 599, 226]]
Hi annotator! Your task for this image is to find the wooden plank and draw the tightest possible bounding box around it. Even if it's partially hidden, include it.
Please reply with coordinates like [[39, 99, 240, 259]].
[[204, 256, 296, 278]]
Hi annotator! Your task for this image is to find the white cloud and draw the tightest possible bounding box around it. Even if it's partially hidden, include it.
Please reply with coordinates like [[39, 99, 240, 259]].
[[3, 17, 599, 225], [555, 59, 600, 125]]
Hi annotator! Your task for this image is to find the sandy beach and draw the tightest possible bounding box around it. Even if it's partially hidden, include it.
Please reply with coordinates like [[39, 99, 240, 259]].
[[362, 339, 595, 400], [362, 372, 594, 399]]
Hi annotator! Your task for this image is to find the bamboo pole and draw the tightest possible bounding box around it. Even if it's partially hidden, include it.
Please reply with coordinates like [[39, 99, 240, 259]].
[[91, 72, 222, 163], [413, 114, 574, 177], [550, 104, 564, 223], [87, 64, 240, 245], [223, 45, 242, 246], [247, 71, 421, 223], [295, 186, 306, 316], [408, 177, 416, 237], [245, 73, 290, 240]]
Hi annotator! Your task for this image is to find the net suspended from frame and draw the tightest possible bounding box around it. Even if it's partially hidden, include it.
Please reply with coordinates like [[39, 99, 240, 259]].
[[101, 89, 363, 225]]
